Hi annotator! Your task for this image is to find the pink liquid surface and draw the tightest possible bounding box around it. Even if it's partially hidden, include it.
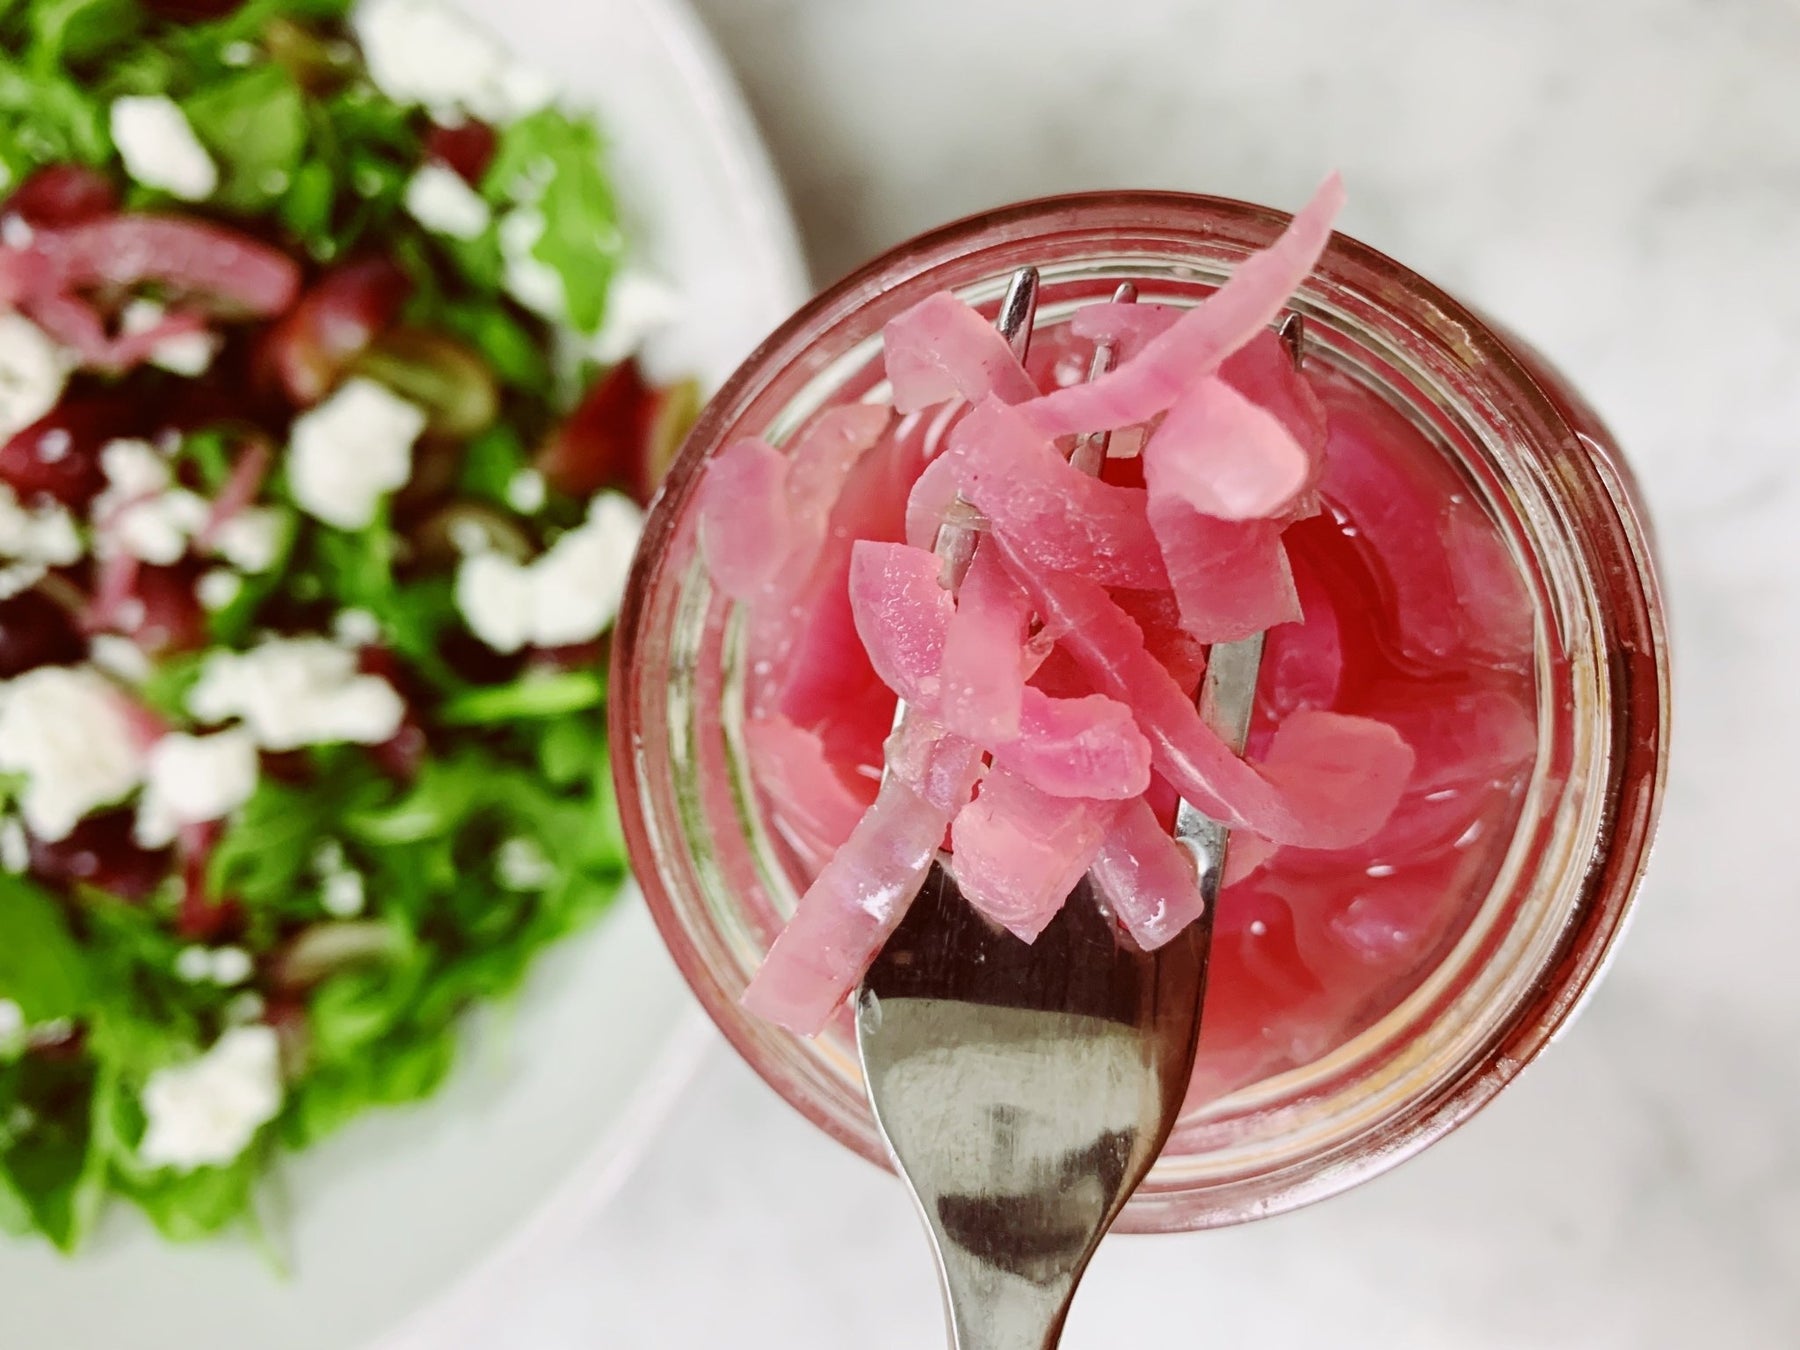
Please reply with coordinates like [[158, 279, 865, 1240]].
[[741, 329, 1537, 1107]]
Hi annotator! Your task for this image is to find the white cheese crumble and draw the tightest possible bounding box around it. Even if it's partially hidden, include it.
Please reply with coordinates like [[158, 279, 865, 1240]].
[[119, 299, 221, 377], [138, 1026, 283, 1172], [0, 817, 26, 874], [174, 945, 215, 984], [173, 945, 253, 988], [355, 0, 553, 122], [0, 666, 145, 840], [498, 207, 566, 319], [208, 507, 284, 573], [0, 313, 71, 441], [332, 607, 381, 647], [454, 490, 642, 653], [91, 438, 210, 565], [587, 269, 682, 366], [109, 96, 219, 201], [196, 568, 243, 611], [404, 162, 491, 240], [134, 728, 260, 849], [320, 869, 366, 918], [504, 468, 546, 514], [188, 637, 405, 750], [287, 378, 426, 530], [210, 946, 254, 987], [495, 836, 555, 890], [90, 633, 153, 685], [0, 482, 82, 599]]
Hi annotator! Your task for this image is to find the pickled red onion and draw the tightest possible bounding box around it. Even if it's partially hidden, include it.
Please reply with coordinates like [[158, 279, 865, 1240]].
[[1019, 173, 1344, 437], [884, 292, 1037, 414]]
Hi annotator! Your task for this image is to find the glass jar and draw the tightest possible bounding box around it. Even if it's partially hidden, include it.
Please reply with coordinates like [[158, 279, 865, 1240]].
[[609, 192, 1669, 1232]]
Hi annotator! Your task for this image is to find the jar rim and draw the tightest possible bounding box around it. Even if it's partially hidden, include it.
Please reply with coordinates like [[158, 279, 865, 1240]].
[[614, 189, 1670, 1230]]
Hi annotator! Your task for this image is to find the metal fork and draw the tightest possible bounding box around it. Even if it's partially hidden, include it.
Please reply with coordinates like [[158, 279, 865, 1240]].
[[856, 270, 1274, 1349]]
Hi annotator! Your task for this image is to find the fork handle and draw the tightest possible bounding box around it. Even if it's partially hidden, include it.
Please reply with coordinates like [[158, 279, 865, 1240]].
[[936, 1243, 1079, 1350]]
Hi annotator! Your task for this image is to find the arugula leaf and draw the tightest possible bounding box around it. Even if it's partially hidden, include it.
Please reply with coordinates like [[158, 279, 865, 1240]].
[[0, 876, 91, 1024], [486, 109, 622, 334], [0, 1055, 111, 1252], [438, 669, 603, 725], [184, 63, 307, 210], [28, 0, 139, 71]]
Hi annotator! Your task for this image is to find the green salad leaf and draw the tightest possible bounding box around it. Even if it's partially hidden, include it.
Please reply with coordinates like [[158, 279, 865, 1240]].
[[487, 108, 622, 333]]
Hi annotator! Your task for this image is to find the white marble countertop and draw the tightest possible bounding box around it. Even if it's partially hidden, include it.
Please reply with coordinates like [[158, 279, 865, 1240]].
[[449, 1, 1800, 1345]]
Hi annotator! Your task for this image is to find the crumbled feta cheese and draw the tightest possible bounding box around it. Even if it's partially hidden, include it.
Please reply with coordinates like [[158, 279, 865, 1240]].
[[196, 568, 243, 611], [188, 637, 405, 751], [0, 817, 27, 874], [532, 490, 643, 644], [505, 468, 546, 514], [0, 313, 71, 441], [587, 269, 682, 366], [404, 163, 491, 240], [0, 998, 23, 1057], [312, 838, 346, 875], [210, 946, 254, 987], [109, 96, 218, 201], [454, 551, 535, 653], [174, 945, 215, 984], [91, 438, 209, 565], [97, 437, 170, 500], [138, 1026, 283, 1172], [112, 490, 209, 565], [90, 633, 152, 685], [495, 836, 555, 890], [209, 507, 284, 574], [0, 216, 33, 248], [320, 868, 366, 917], [120, 300, 221, 378], [224, 991, 266, 1025], [356, 0, 552, 121], [332, 608, 382, 648], [134, 728, 259, 848], [0, 483, 82, 598], [498, 208, 566, 319], [220, 40, 257, 67], [454, 491, 642, 653], [287, 378, 425, 530], [0, 666, 145, 840]]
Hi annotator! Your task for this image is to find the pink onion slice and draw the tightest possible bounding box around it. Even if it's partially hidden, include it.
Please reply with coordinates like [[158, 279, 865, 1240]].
[[990, 688, 1150, 800], [936, 543, 1030, 743], [697, 437, 792, 600], [952, 400, 1167, 589], [1143, 374, 1311, 522], [884, 292, 1037, 414], [11, 215, 301, 315], [1150, 494, 1302, 644], [996, 541, 1411, 847], [745, 714, 875, 872], [848, 540, 952, 709], [1069, 301, 1181, 358], [949, 767, 1122, 942], [1019, 174, 1344, 437], [741, 774, 949, 1035], [884, 714, 985, 818], [781, 403, 891, 576], [1089, 795, 1204, 950]]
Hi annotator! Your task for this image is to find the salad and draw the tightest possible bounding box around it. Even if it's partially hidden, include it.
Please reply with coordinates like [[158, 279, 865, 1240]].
[[0, 0, 690, 1251]]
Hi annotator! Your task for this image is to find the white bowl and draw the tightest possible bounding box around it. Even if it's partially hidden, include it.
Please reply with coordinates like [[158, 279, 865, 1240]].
[[0, 2, 806, 1346]]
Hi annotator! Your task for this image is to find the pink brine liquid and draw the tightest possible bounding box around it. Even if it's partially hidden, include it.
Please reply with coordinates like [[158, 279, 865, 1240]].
[[739, 323, 1537, 1116]]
